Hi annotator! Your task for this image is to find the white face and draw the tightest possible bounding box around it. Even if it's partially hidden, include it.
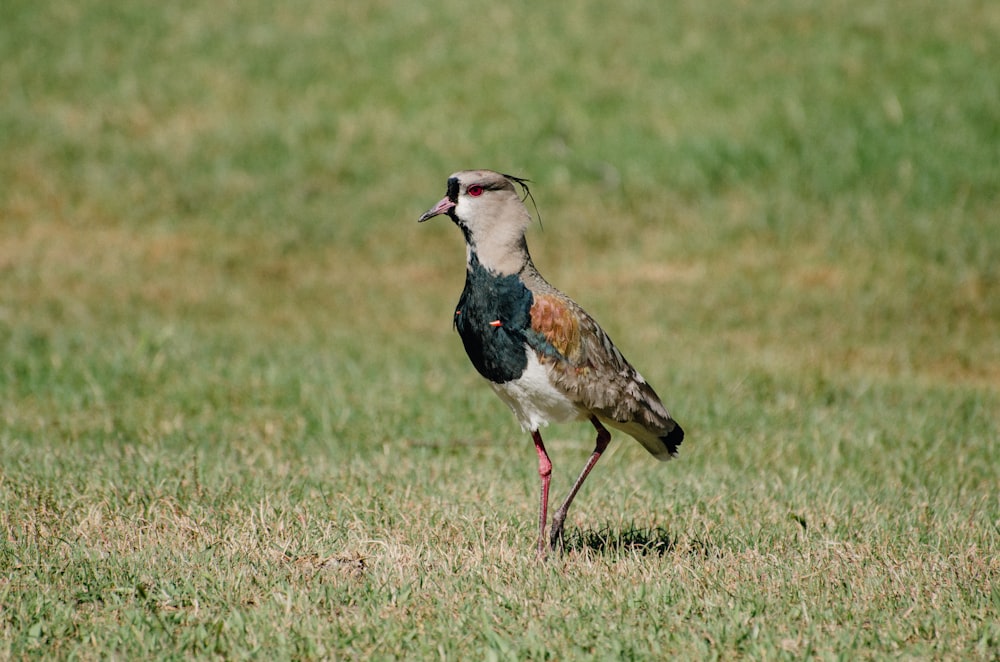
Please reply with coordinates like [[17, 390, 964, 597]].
[[418, 171, 507, 225], [420, 170, 533, 273], [449, 171, 523, 235], [452, 179, 494, 227]]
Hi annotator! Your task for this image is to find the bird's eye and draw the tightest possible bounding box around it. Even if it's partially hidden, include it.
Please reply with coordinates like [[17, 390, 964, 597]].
[[467, 185, 484, 197]]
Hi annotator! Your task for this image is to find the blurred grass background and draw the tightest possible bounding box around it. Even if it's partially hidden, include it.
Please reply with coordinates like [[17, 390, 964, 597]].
[[2, 0, 998, 658]]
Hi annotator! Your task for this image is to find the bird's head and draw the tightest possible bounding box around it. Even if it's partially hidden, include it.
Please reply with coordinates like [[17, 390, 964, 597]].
[[419, 170, 535, 272]]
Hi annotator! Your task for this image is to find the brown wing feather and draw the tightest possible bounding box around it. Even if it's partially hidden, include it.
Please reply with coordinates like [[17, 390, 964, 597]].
[[529, 291, 678, 442]]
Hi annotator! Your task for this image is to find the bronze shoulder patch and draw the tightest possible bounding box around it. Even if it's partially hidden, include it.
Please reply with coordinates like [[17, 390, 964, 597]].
[[530, 294, 582, 360]]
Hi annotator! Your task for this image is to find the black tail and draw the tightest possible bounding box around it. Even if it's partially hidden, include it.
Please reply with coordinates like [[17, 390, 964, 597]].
[[661, 422, 684, 456]]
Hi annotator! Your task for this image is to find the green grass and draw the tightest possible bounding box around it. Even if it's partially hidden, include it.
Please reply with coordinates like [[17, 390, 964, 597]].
[[2, 0, 999, 658]]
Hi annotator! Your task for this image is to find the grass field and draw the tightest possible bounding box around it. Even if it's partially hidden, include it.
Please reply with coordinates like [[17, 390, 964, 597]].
[[2, 0, 999, 658]]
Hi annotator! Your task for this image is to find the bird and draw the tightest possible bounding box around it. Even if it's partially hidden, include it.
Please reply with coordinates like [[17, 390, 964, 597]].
[[418, 169, 684, 555]]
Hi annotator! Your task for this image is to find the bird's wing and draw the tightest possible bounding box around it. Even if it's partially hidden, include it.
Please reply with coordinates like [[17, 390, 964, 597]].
[[526, 292, 677, 437]]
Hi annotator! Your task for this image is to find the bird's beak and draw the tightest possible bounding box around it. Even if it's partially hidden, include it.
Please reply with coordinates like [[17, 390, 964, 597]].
[[418, 197, 456, 223]]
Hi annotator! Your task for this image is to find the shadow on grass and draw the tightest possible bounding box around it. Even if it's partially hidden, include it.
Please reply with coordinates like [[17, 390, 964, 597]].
[[560, 524, 721, 559], [561, 524, 676, 557]]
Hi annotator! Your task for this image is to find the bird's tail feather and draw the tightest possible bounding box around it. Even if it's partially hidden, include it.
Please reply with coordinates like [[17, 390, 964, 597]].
[[601, 418, 684, 461]]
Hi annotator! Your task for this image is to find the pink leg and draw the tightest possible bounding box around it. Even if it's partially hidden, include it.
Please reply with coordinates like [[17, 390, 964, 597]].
[[532, 430, 552, 556], [549, 416, 611, 550]]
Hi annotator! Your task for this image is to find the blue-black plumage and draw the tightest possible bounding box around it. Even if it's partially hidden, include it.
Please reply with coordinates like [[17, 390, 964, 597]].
[[454, 251, 534, 384]]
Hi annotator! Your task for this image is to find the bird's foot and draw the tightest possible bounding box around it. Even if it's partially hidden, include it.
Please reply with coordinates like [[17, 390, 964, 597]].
[[548, 510, 567, 551]]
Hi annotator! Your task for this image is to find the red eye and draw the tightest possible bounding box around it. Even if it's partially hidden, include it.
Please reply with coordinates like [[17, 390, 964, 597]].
[[467, 185, 484, 197]]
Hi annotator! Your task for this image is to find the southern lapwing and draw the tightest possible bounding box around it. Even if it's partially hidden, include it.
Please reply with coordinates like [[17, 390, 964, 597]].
[[418, 169, 684, 555]]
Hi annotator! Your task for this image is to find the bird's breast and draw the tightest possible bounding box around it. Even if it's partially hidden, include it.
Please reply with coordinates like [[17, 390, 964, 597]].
[[490, 350, 584, 431], [454, 254, 535, 384]]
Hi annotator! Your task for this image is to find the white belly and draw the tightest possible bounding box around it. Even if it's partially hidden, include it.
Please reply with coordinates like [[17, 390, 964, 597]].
[[490, 349, 584, 431]]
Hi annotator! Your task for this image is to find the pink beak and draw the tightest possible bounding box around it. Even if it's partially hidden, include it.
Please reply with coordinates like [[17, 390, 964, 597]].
[[418, 197, 456, 222]]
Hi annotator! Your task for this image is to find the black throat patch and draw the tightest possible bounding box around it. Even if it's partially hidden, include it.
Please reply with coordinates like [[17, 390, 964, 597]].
[[454, 252, 534, 384]]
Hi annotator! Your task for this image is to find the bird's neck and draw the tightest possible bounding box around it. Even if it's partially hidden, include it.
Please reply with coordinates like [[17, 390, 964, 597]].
[[465, 233, 532, 277]]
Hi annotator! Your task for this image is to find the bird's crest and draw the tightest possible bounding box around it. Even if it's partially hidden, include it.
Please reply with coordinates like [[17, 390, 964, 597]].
[[502, 172, 543, 230]]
